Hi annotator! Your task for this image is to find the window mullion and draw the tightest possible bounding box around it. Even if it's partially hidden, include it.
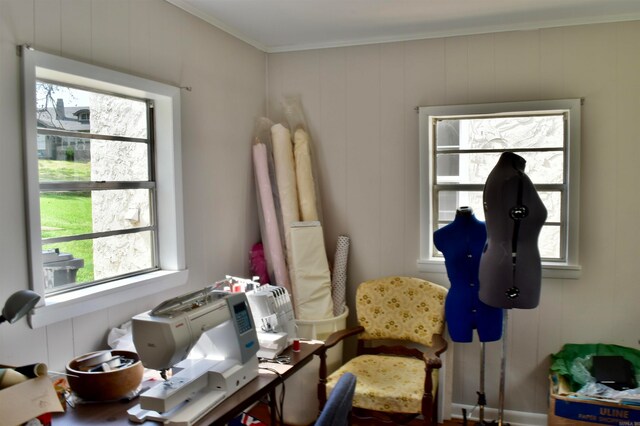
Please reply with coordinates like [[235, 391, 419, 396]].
[[42, 225, 156, 245], [40, 181, 155, 191]]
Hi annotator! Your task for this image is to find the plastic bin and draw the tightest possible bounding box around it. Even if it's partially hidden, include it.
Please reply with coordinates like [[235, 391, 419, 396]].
[[42, 251, 84, 289], [278, 307, 349, 425]]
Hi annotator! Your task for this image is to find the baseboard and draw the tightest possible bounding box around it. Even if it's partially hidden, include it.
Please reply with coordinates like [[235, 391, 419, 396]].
[[450, 403, 547, 426]]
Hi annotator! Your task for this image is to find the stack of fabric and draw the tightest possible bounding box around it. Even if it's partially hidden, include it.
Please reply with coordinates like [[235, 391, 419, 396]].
[[251, 99, 349, 321]]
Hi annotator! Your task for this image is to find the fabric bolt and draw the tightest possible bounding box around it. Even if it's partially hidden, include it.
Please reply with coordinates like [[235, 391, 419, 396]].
[[331, 235, 350, 316], [271, 124, 300, 294], [293, 128, 319, 221], [252, 143, 291, 294], [289, 221, 334, 320]]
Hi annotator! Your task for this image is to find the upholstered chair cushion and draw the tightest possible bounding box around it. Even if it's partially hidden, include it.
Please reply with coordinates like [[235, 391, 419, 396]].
[[326, 354, 439, 414]]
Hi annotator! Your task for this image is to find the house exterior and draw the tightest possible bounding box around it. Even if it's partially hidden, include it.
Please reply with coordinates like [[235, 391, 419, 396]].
[[37, 98, 91, 162]]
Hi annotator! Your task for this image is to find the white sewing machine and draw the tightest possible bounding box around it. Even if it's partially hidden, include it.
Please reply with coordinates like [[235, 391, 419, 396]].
[[127, 288, 259, 426], [246, 284, 296, 359]]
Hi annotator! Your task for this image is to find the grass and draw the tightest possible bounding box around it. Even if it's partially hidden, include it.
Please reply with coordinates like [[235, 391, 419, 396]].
[[40, 159, 94, 283], [39, 159, 91, 181]]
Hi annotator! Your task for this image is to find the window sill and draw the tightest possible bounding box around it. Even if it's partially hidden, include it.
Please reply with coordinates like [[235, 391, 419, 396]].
[[28, 269, 189, 328], [417, 259, 582, 280]]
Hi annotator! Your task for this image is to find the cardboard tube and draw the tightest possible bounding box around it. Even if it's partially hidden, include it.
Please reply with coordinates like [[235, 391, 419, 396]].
[[14, 363, 48, 378], [0, 368, 28, 389]]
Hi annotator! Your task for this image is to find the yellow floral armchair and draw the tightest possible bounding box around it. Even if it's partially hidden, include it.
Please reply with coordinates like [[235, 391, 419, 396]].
[[317, 277, 448, 425]]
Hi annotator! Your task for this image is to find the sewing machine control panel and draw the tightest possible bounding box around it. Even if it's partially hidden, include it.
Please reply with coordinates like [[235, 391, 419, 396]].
[[233, 302, 253, 334]]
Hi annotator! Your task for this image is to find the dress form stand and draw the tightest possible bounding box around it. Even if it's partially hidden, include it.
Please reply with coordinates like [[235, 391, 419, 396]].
[[479, 152, 547, 426], [478, 341, 488, 424], [497, 311, 509, 426]]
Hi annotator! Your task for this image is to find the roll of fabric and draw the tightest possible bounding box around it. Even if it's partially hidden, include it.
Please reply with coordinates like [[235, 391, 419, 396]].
[[290, 221, 334, 320], [293, 128, 319, 221], [331, 235, 350, 316], [252, 143, 291, 293], [272, 124, 300, 294]]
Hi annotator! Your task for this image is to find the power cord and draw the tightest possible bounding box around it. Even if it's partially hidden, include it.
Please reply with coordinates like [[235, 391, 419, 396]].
[[259, 366, 286, 426]]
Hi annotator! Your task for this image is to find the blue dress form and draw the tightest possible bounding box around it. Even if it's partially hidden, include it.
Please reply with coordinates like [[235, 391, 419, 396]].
[[434, 207, 503, 343], [479, 152, 547, 309]]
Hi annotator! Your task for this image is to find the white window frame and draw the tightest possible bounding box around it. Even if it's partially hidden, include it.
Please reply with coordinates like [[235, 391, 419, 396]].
[[22, 46, 188, 328], [418, 99, 582, 279]]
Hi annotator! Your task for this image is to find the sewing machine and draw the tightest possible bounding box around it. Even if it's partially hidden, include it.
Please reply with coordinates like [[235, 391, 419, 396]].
[[246, 284, 296, 359], [127, 288, 259, 426]]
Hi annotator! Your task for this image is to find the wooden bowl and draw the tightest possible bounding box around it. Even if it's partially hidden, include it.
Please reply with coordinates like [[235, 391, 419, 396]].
[[66, 350, 144, 401]]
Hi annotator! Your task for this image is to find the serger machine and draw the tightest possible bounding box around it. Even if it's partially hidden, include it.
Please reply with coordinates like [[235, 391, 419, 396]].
[[246, 284, 297, 359], [128, 288, 259, 426]]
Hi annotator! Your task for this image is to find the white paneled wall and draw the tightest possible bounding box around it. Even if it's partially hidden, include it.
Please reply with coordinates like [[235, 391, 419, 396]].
[[267, 21, 640, 418], [2, 1, 640, 420], [0, 0, 265, 370]]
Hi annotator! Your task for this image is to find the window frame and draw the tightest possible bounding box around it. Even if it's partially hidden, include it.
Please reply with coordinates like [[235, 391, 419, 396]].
[[418, 99, 582, 279], [22, 46, 188, 327]]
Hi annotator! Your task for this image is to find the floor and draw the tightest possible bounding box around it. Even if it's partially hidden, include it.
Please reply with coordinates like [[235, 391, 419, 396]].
[[247, 402, 466, 425]]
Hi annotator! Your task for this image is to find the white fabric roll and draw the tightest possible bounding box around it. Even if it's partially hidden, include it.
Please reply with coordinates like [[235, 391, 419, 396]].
[[252, 143, 291, 294], [293, 128, 319, 221], [272, 124, 300, 297], [331, 235, 350, 316], [289, 221, 334, 320]]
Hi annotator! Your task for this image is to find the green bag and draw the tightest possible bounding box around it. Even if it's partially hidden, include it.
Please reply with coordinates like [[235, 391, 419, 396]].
[[550, 343, 640, 392]]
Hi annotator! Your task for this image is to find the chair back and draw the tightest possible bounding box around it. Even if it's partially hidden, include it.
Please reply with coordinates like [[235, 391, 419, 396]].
[[356, 276, 447, 347], [315, 372, 357, 426]]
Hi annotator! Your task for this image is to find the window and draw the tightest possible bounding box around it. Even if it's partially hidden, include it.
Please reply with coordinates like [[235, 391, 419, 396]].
[[22, 46, 188, 327], [418, 99, 581, 279]]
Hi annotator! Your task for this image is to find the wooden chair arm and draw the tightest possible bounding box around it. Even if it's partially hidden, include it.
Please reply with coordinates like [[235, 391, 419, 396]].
[[322, 326, 365, 352], [317, 325, 364, 411], [422, 334, 447, 369]]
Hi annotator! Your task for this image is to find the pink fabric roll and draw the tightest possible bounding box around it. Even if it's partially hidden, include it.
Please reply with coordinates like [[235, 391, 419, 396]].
[[252, 143, 291, 294]]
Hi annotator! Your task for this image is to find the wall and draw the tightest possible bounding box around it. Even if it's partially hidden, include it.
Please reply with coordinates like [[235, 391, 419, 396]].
[[0, 0, 265, 371], [266, 21, 640, 418]]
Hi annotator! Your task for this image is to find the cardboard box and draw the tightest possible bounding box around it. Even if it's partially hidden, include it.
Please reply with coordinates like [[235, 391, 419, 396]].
[[549, 375, 640, 425], [0, 376, 64, 425]]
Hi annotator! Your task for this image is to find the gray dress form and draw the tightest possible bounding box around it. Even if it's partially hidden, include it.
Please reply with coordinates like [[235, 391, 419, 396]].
[[478, 152, 547, 309]]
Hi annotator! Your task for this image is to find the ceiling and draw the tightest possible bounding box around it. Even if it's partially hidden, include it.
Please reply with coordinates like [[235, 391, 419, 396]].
[[166, 0, 640, 53]]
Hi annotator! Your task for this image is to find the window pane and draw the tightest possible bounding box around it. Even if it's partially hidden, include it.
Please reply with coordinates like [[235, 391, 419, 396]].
[[436, 152, 499, 184], [90, 140, 149, 181], [436, 115, 564, 150], [37, 138, 148, 182], [42, 241, 93, 289], [37, 135, 91, 176], [93, 231, 155, 280], [437, 190, 485, 222], [539, 225, 561, 259], [36, 81, 148, 139], [41, 192, 92, 239], [538, 191, 562, 223], [42, 230, 155, 293], [41, 189, 152, 239], [92, 189, 153, 232], [436, 151, 564, 185]]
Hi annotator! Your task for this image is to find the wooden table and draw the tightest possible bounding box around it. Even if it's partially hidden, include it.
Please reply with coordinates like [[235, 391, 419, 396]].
[[55, 342, 323, 425]]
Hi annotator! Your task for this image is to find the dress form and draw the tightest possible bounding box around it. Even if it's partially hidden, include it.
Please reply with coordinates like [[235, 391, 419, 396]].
[[479, 152, 547, 309], [434, 207, 503, 342]]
